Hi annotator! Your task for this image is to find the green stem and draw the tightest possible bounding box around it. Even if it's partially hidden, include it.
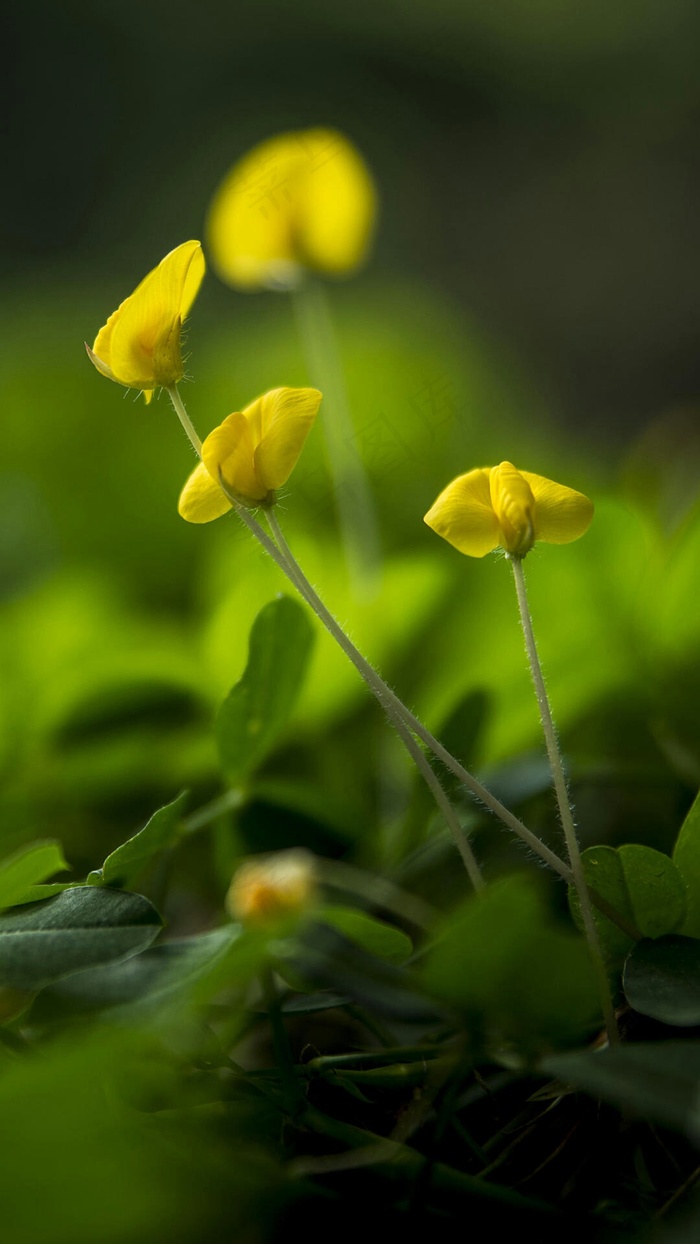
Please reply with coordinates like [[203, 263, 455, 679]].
[[294, 1108, 559, 1215], [264, 508, 483, 887], [257, 506, 569, 880], [292, 279, 380, 595], [260, 966, 303, 1116], [508, 554, 619, 1046], [167, 386, 203, 456], [166, 385, 570, 883]]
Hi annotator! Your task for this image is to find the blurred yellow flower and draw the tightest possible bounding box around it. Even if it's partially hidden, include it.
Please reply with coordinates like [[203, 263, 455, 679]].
[[206, 128, 376, 290], [86, 240, 205, 404], [226, 850, 318, 929], [178, 386, 322, 519], [424, 461, 594, 558]]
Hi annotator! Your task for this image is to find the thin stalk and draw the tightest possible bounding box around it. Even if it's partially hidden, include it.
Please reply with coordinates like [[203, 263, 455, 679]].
[[261, 506, 570, 882], [292, 279, 380, 594], [168, 386, 203, 456], [260, 965, 303, 1116], [166, 384, 570, 882], [508, 554, 619, 1046], [264, 511, 483, 888]]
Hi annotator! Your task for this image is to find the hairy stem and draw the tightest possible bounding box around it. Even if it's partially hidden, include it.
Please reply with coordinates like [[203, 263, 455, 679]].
[[292, 279, 380, 595], [509, 554, 618, 1046]]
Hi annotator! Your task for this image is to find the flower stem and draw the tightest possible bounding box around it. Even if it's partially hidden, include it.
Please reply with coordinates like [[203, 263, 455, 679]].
[[265, 512, 483, 888], [166, 385, 571, 883], [260, 965, 303, 1116], [292, 279, 380, 597], [167, 386, 203, 457], [259, 508, 569, 883], [508, 554, 618, 1046]]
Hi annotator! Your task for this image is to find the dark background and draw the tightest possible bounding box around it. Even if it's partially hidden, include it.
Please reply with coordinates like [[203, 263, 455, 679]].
[[5, 0, 700, 439]]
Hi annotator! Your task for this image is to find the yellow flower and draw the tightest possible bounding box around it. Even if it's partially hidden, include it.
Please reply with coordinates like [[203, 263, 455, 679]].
[[206, 128, 376, 290], [86, 240, 205, 403], [424, 461, 594, 558], [226, 850, 317, 930], [178, 386, 322, 519]]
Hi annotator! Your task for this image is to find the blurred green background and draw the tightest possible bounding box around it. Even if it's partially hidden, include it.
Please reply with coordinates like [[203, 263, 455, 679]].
[[2, 0, 700, 899]]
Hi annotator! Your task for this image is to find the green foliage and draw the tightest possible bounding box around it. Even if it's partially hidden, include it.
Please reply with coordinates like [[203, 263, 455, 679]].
[[216, 595, 314, 787], [543, 1042, 700, 1139], [1, 231, 700, 1241], [623, 936, 700, 1027], [0, 888, 161, 990], [672, 789, 700, 935], [0, 1028, 282, 1243], [0, 841, 69, 909], [421, 875, 600, 1049], [569, 843, 687, 964], [31, 924, 269, 1024], [87, 790, 188, 888], [314, 905, 413, 963]]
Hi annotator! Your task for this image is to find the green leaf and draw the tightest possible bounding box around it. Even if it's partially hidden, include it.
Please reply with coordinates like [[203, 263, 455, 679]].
[[672, 790, 700, 936], [421, 875, 600, 1048], [421, 875, 543, 1013], [87, 791, 188, 888], [0, 888, 162, 990], [315, 907, 413, 964], [14, 883, 77, 903], [569, 844, 687, 964], [216, 596, 314, 788], [542, 1042, 700, 1138], [0, 840, 69, 910], [623, 935, 700, 1026], [31, 925, 269, 1022]]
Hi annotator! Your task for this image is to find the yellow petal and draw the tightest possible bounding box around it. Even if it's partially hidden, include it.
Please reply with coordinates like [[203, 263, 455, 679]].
[[206, 129, 376, 290], [296, 129, 377, 275], [92, 241, 205, 391], [520, 471, 594, 545], [178, 461, 233, 524], [85, 340, 116, 381], [489, 462, 536, 556], [251, 387, 322, 491], [202, 412, 265, 503], [423, 469, 501, 558]]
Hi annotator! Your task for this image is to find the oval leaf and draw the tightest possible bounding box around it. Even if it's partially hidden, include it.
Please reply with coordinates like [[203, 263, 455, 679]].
[[569, 844, 687, 964], [30, 924, 269, 1022], [422, 876, 599, 1046], [0, 888, 162, 990], [87, 791, 188, 888], [216, 595, 314, 787], [624, 935, 700, 1026], [673, 790, 700, 937], [543, 1041, 700, 1138]]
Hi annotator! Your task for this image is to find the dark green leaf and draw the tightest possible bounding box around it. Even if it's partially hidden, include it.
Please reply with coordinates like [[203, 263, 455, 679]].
[[422, 875, 600, 1047], [569, 843, 687, 964], [0, 888, 162, 990], [673, 790, 700, 936], [314, 906, 412, 964], [624, 935, 700, 1026], [422, 875, 542, 1013], [291, 923, 438, 1022], [543, 1041, 700, 1138], [216, 596, 314, 788], [0, 841, 69, 910], [31, 925, 268, 1021], [87, 791, 188, 888]]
